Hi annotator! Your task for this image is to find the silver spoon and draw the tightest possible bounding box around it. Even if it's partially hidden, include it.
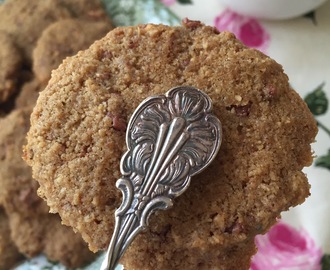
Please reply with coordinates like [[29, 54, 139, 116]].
[[101, 86, 222, 270]]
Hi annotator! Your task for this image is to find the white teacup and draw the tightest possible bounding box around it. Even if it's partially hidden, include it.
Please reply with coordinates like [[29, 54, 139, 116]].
[[218, 0, 328, 19]]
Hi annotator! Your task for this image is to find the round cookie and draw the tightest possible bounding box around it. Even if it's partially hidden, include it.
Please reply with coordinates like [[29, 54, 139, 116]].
[[8, 211, 96, 267], [0, 0, 72, 64], [0, 108, 96, 268], [24, 21, 317, 269], [0, 208, 23, 270], [33, 18, 113, 84], [59, 0, 109, 21], [15, 79, 44, 109], [0, 107, 48, 217], [0, 31, 22, 103]]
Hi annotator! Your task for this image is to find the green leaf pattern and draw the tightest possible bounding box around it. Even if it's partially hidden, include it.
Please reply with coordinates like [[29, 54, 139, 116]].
[[305, 83, 328, 115], [177, 0, 193, 4], [315, 149, 330, 170], [304, 83, 330, 171], [322, 254, 330, 270]]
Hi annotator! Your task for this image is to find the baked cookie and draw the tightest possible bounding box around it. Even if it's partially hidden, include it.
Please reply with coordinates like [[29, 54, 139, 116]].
[[0, 110, 5, 119], [0, 208, 23, 270], [0, 0, 72, 64], [24, 21, 317, 269], [0, 108, 96, 268], [8, 211, 96, 268], [59, 0, 109, 21], [0, 107, 47, 216], [0, 31, 22, 103], [33, 18, 112, 83], [15, 79, 44, 109]]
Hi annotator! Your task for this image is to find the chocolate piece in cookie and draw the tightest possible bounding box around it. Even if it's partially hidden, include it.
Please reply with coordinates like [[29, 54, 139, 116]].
[[0, 208, 23, 270], [33, 18, 112, 84], [0, 108, 96, 268], [0, 31, 22, 103], [24, 21, 317, 270]]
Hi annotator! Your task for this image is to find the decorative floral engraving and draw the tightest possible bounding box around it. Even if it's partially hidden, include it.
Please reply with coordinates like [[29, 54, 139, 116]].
[[102, 86, 222, 270]]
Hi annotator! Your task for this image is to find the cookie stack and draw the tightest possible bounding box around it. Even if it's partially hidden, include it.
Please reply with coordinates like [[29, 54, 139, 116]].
[[0, 0, 113, 268]]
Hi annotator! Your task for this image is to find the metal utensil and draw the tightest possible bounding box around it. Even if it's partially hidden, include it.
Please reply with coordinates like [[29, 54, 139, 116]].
[[101, 86, 222, 270]]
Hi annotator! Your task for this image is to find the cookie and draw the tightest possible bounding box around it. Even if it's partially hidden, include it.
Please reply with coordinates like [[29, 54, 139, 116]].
[[33, 18, 112, 83], [8, 211, 96, 268], [0, 0, 72, 64], [0, 208, 23, 270], [0, 31, 22, 103], [24, 20, 317, 269], [43, 214, 98, 268], [0, 108, 96, 268], [15, 79, 44, 109], [59, 0, 109, 21], [0, 110, 5, 118], [0, 107, 47, 215]]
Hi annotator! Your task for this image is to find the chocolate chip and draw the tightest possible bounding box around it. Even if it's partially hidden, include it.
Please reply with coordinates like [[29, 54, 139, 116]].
[[226, 102, 252, 117], [225, 221, 245, 234], [128, 38, 139, 49], [107, 113, 127, 132], [262, 85, 277, 100], [213, 27, 220, 34], [98, 49, 113, 60], [182, 18, 202, 29]]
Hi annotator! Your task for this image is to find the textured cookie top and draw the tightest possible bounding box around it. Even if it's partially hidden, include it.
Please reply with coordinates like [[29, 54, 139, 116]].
[[24, 21, 317, 269]]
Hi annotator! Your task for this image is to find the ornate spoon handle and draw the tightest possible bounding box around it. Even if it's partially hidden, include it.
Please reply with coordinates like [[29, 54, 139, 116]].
[[101, 86, 222, 270]]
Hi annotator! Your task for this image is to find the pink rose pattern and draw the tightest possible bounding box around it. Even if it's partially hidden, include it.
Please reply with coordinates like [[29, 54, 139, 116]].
[[160, 0, 176, 6], [214, 9, 270, 54], [251, 222, 322, 270]]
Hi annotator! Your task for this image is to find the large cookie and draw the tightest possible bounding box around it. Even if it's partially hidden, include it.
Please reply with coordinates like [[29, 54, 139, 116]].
[[0, 0, 71, 64], [0, 108, 96, 268], [33, 18, 112, 83], [8, 212, 95, 267], [0, 31, 22, 103], [24, 21, 317, 269], [58, 0, 109, 21], [15, 79, 44, 109], [0, 208, 23, 270]]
